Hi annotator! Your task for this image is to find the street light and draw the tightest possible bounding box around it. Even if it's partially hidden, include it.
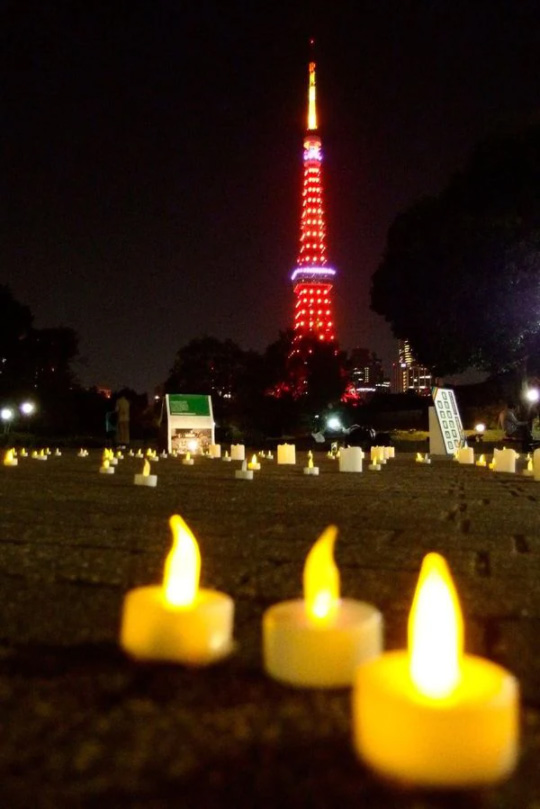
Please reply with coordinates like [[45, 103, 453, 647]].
[[20, 401, 36, 416], [1, 407, 14, 435], [326, 416, 342, 431]]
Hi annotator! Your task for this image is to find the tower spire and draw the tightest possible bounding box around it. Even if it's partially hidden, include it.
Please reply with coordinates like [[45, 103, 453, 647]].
[[308, 60, 317, 131]]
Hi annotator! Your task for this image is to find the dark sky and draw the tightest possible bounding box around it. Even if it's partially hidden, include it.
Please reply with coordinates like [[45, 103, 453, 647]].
[[4, 1, 540, 393]]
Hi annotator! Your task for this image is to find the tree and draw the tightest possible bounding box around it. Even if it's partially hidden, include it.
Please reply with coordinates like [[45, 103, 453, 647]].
[[0, 285, 33, 396], [371, 124, 540, 378]]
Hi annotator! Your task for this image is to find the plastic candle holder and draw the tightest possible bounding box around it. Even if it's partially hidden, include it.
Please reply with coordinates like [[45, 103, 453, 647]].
[[532, 448, 540, 480], [230, 444, 245, 461], [339, 447, 363, 473], [121, 515, 234, 665], [353, 553, 519, 787], [457, 446, 475, 465], [263, 526, 383, 688], [277, 443, 296, 464], [493, 448, 517, 474]]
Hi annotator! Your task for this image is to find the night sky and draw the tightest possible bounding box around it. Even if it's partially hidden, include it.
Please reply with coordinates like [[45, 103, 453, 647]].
[[4, 1, 540, 394]]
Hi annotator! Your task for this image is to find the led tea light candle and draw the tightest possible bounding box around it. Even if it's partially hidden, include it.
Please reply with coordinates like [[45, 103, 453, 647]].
[[523, 455, 534, 477], [104, 449, 118, 466], [277, 443, 296, 464], [3, 449, 18, 467], [134, 459, 157, 487], [339, 446, 363, 473], [457, 446, 474, 465], [121, 515, 234, 665], [182, 451, 194, 466], [416, 452, 431, 465], [230, 444, 245, 461], [476, 454, 487, 467], [34, 449, 47, 461], [248, 453, 261, 471], [235, 460, 253, 480], [303, 451, 319, 476], [19, 448, 27, 458], [353, 552, 519, 787], [222, 450, 232, 462], [263, 526, 383, 688], [371, 447, 386, 465], [100, 459, 115, 475], [54, 448, 62, 457]]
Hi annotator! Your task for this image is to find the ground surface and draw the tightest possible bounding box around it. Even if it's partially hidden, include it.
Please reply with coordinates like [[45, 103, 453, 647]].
[[1, 450, 539, 809]]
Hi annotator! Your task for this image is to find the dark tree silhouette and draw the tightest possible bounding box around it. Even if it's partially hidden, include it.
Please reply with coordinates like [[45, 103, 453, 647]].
[[371, 125, 540, 378]]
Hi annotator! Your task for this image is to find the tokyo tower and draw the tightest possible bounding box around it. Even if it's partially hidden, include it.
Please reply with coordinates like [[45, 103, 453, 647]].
[[290, 56, 336, 357]]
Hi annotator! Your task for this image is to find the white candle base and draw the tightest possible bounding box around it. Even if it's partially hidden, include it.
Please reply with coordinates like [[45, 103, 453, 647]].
[[182, 459, 194, 466], [303, 466, 319, 475], [121, 586, 234, 666], [4, 459, 18, 467], [134, 474, 157, 487], [222, 457, 232, 462], [99, 466, 115, 474], [353, 651, 519, 787], [263, 599, 383, 688], [235, 469, 253, 480], [368, 463, 381, 471], [248, 463, 261, 471], [109, 458, 118, 466]]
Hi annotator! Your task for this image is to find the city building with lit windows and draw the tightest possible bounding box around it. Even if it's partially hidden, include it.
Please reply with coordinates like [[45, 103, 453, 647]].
[[392, 339, 433, 395]]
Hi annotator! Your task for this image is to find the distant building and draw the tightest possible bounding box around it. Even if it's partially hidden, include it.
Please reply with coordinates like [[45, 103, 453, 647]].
[[392, 340, 432, 395], [343, 348, 390, 402]]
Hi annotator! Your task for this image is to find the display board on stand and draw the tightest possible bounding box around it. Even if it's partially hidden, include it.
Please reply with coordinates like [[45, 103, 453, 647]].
[[429, 387, 465, 455], [164, 394, 214, 454]]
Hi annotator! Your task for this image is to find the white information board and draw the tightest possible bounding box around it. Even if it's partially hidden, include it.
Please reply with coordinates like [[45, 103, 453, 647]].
[[430, 387, 465, 455]]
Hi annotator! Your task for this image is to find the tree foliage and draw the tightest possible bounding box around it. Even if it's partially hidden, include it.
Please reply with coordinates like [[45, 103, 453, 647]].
[[371, 125, 540, 376]]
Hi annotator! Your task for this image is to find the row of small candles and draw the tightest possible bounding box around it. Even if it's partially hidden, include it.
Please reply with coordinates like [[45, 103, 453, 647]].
[[121, 515, 519, 789], [6, 442, 539, 479]]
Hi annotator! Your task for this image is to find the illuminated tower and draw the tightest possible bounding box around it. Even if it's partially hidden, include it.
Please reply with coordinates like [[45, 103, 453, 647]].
[[290, 58, 336, 355]]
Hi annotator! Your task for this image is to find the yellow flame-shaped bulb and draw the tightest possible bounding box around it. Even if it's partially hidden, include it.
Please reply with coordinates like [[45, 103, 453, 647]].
[[142, 459, 150, 476], [303, 525, 340, 625], [251, 454, 257, 464], [408, 553, 464, 699], [163, 514, 201, 609]]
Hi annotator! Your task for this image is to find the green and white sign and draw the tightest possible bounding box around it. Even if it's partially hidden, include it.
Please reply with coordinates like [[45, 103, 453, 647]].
[[165, 394, 214, 454], [167, 394, 212, 417]]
